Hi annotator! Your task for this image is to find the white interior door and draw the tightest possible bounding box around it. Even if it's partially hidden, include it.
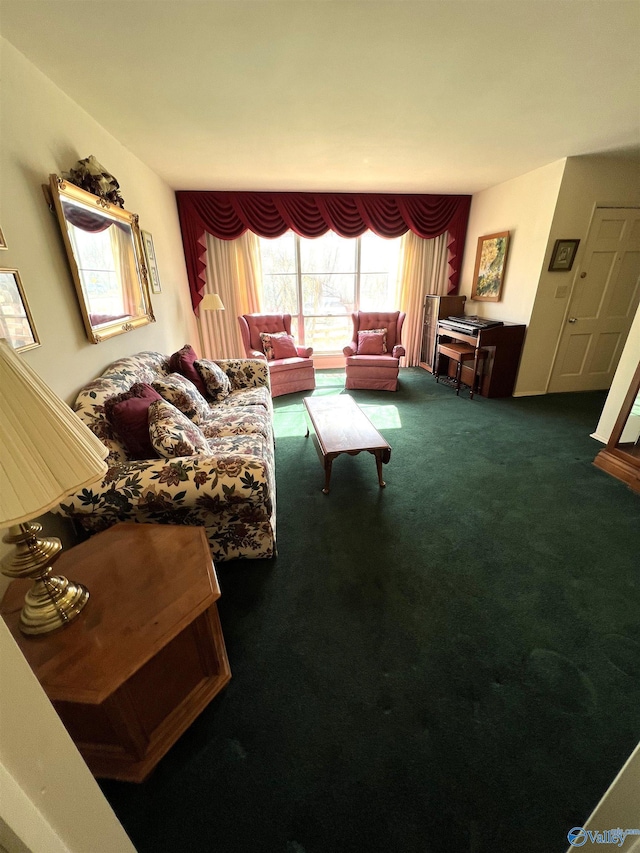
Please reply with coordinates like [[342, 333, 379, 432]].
[[548, 207, 640, 393]]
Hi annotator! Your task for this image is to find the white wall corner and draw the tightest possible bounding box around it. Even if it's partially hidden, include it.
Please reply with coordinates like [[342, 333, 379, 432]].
[[565, 741, 640, 853]]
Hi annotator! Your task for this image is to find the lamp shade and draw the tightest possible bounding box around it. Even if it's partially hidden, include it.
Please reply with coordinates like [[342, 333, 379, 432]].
[[0, 339, 108, 527], [199, 293, 225, 311]]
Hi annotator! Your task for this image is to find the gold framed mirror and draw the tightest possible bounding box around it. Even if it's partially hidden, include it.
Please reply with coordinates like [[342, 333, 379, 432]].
[[47, 174, 155, 344]]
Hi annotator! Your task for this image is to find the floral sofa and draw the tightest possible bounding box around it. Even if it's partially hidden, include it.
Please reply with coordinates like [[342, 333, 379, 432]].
[[55, 350, 276, 561]]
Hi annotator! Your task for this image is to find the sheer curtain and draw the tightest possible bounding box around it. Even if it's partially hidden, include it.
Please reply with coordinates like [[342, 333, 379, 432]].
[[199, 232, 263, 360], [111, 225, 141, 316], [396, 232, 449, 367]]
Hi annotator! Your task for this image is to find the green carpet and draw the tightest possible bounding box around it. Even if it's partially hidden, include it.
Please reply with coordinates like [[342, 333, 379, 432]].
[[100, 369, 640, 853]]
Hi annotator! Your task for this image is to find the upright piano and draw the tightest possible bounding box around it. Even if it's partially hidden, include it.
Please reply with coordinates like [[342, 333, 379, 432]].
[[436, 316, 526, 398]]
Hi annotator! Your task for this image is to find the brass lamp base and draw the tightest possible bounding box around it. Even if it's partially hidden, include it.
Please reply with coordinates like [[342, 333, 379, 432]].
[[1, 522, 89, 636]]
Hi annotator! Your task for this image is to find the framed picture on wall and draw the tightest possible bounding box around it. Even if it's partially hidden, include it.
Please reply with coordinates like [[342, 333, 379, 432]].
[[471, 231, 510, 302], [548, 239, 580, 272], [0, 268, 40, 352], [0, 226, 7, 250], [141, 230, 162, 294]]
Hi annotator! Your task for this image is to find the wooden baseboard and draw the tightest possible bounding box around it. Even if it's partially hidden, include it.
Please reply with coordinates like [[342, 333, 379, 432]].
[[593, 448, 640, 493]]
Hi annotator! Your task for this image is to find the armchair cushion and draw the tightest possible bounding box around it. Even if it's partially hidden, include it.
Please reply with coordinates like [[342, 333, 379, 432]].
[[357, 330, 387, 355], [168, 344, 208, 396], [104, 382, 163, 460], [152, 373, 211, 424], [271, 333, 299, 360], [148, 399, 209, 459], [260, 331, 296, 361], [195, 358, 231, 402]]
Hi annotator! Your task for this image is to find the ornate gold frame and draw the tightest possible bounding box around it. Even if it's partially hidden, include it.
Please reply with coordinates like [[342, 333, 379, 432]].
[[46, 174, 155, 344], [0, 267, 40, 352]]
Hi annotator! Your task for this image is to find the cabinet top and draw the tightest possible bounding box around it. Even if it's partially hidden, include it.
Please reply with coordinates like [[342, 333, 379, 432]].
[[1, 523, 218, 703]]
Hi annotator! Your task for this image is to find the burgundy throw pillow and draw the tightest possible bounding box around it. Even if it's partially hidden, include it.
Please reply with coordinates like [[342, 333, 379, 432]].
[[271, 334, 299, 360], [357, 331, 386, 355], [104, 383, 162, 460], [168, 344, 207, 396]]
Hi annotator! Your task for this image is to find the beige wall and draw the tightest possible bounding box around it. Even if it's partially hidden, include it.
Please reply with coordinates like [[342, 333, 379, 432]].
[[459, 159, 566, 326], [0, 39, 198, 405], [460, 153, 640, 398], [459, 159, 566, 395], [0, 39, 199, 852], [515, 153, 640, 396], [593, 303, 640, 444], [0, 621, 136, 853], [566, 740, 640, 853]]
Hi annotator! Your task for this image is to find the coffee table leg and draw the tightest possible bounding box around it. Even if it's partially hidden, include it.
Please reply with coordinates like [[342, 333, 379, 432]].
[[375, 451, 386, 488], [323, 457, 333, 494]]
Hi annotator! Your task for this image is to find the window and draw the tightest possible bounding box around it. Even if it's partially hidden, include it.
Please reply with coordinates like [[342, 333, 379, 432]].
[[67, 224, 125, 319], [259, 231, 401, 354]]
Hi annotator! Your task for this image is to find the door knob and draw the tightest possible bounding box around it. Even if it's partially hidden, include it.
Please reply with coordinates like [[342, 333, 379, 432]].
[[568, 317, 577, 323]]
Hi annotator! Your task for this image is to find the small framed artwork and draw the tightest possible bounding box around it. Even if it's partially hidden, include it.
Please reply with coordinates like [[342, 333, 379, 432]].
[[141, 230, 162, 293], [549, 239, 580, 272], [0, 268, 40, 352], [471, 231, 510, 302], [0, 226, 7, 249]]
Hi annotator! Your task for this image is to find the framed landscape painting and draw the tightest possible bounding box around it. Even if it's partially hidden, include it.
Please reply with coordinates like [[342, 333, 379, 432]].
[[471, 231, 510, 302]]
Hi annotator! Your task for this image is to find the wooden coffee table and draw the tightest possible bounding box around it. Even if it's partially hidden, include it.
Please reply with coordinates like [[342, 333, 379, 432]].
[[303, 395, 391, 494]]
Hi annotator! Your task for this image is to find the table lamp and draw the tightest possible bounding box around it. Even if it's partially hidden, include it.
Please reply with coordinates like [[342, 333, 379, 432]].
[[198, 293, 225, 358], [199, 293, 225, 313], [0, 338, 108, 635]]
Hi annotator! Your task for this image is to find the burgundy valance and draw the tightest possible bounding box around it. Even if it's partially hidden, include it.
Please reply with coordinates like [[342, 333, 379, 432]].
[[176, 191, 471, 310], [62, 201, 112, 233]]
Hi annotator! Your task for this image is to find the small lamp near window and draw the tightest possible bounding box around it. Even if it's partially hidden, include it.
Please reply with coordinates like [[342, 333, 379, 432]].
[[0, 339, 108, 635], [199, 293, 225, 313], [198, 293, 226, 358]]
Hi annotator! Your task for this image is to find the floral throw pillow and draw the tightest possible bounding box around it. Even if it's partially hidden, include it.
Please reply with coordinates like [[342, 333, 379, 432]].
[[357, 328, 388, 354], [260, 331, 289, 361], [148, 400, 209, 459], [151, 373, 211, 424], [195, 359, 231, 402]]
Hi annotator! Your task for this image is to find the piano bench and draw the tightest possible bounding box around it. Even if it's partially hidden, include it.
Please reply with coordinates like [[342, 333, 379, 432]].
[[435, 342, 488, 399]]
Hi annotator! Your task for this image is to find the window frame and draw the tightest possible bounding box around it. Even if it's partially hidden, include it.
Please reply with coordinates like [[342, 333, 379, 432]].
[[260, 232, 398, 354]]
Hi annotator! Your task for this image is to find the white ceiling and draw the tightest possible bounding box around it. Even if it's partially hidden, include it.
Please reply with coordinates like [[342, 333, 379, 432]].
[[2, 1, 639, 193]]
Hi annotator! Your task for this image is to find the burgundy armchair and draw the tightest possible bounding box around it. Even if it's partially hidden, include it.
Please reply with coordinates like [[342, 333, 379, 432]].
[[238, 313, 315, 398], [343, 311, 406, 391]]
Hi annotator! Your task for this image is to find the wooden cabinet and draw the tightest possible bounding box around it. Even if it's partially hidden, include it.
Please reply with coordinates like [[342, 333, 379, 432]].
[[1, 523, 231, 783], [420, 294, 467, 372]]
